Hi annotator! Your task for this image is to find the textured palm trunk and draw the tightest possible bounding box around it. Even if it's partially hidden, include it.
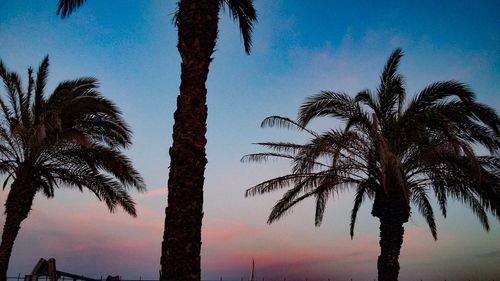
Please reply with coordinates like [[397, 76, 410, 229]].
[[160, 1, 219, 280], [0, 178, 36, 281], [372, 192, 409, 281]]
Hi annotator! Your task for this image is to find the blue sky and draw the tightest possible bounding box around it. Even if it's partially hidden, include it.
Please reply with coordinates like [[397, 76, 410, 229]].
[[1, 0, 499, 280]]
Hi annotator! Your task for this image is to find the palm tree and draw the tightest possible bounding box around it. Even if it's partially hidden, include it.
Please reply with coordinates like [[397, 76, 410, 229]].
[[243, 49, 500, 281], [0, 57, 145, 281], [55, 1, 257, 280]]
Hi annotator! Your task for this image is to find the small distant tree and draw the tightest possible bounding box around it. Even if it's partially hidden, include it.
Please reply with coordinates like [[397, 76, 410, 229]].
[[0, 56, 145, 280], [243, 49, 500, 281]]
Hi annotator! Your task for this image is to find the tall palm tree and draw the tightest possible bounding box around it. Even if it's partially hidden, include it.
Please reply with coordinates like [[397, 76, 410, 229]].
[[243, 49, 500, 281], [0, 57, 145, 281], [55, 1, 257, 280]]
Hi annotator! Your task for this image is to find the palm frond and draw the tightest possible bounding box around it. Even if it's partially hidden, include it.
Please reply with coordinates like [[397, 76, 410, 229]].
[[411, 186, 437, 240], [4, 72, 21, 122], [261, 115, 318, 136], [34, 56, 49, 124], [254, 142, 304, 154], [461, 191, 490, 231], [24, 67, 34, 126], [298, 91, 354, 126], [456, 118, 500, 154], [267, 181, 310, 223], [355, 89, 378, 113], [470, 156, 500, 218], [433, 183, 448, 218], [57, 0, 87, 18], [314, 187, 329, 226], [406, 81, 475, 115], [222, 0, 257, 54], [0, 91, 13, 123], [245, 173, 312, 197], [350, 182, 370, 239], [48, 77, 100, 105], [82, 172, 137, 217], [380, 48, 403, 90], [241, 152, 295, 163], [377, 48, 405, 122], [467, 102, 500, 136], [62, 145, 145, 191], [267, 175, 351, 225], [0, 60, 6, 79]]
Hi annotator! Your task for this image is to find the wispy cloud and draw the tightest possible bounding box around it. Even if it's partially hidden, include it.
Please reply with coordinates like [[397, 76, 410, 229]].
[[476, 250, 500, 258], [135, 186, 167, 199]]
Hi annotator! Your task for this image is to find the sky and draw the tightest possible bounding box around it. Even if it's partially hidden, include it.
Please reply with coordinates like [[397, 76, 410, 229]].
[[0, 0, 499, 280]]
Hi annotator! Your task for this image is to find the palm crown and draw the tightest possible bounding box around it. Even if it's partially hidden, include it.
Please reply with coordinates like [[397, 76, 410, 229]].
[[244, 49, 499, 280], [0, 56, 145, 215], [56, 0, 256, 54], [244, 48, 500, 240], [0, 56, 145, 279]]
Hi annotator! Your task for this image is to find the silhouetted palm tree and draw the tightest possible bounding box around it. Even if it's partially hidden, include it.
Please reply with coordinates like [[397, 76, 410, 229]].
[[243, 49, 500, 281], [55, 1, 256, 280], [0, 57, 145, 281]]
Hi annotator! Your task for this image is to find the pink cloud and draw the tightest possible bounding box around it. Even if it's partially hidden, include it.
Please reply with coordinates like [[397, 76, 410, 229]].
[[136, 187, 167, 199], [203, 218, 265, 246], [3, 187, 496, 280], [200, 219, 381, 279], [0, 189, 163, 277]]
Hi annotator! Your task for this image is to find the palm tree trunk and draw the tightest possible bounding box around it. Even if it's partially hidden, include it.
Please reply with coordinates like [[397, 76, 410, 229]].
[[376, 214, 405, 281], [372, 192, 409, 281], [0, 180, 36, 281], [160, 1, 219, 280]]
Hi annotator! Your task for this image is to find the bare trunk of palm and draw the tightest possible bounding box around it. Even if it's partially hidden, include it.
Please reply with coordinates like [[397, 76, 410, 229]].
[[0, 179, 36, 281], [160, 1, 219, 280], [372, 192, 409, 281]]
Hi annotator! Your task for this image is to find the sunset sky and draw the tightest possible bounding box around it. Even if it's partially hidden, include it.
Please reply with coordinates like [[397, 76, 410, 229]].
[[1, 0, 499, 280]]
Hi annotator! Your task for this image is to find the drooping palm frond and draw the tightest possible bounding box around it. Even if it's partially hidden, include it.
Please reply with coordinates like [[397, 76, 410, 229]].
[[299, 91, 357, 125], [314, 185, 330, 226], [253, 142, 305, 154], [59, 145, 145, 190], [291, 129, 367, 175], [299, 91, 373, 135], [350, 181, 375, 239], [241, 152, 296, 164], [355, 89, 379, 113], [57, 0, 87, 18], [432, 181, 448, 218], [405, 81, 475, 116], [411, 185, 437, 240], [245, 173, 316, 197], [221, 0, 257, 54], [267, 185, 313, 224], [261, 115, 318, 137], [475, 157, 500, 218]]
